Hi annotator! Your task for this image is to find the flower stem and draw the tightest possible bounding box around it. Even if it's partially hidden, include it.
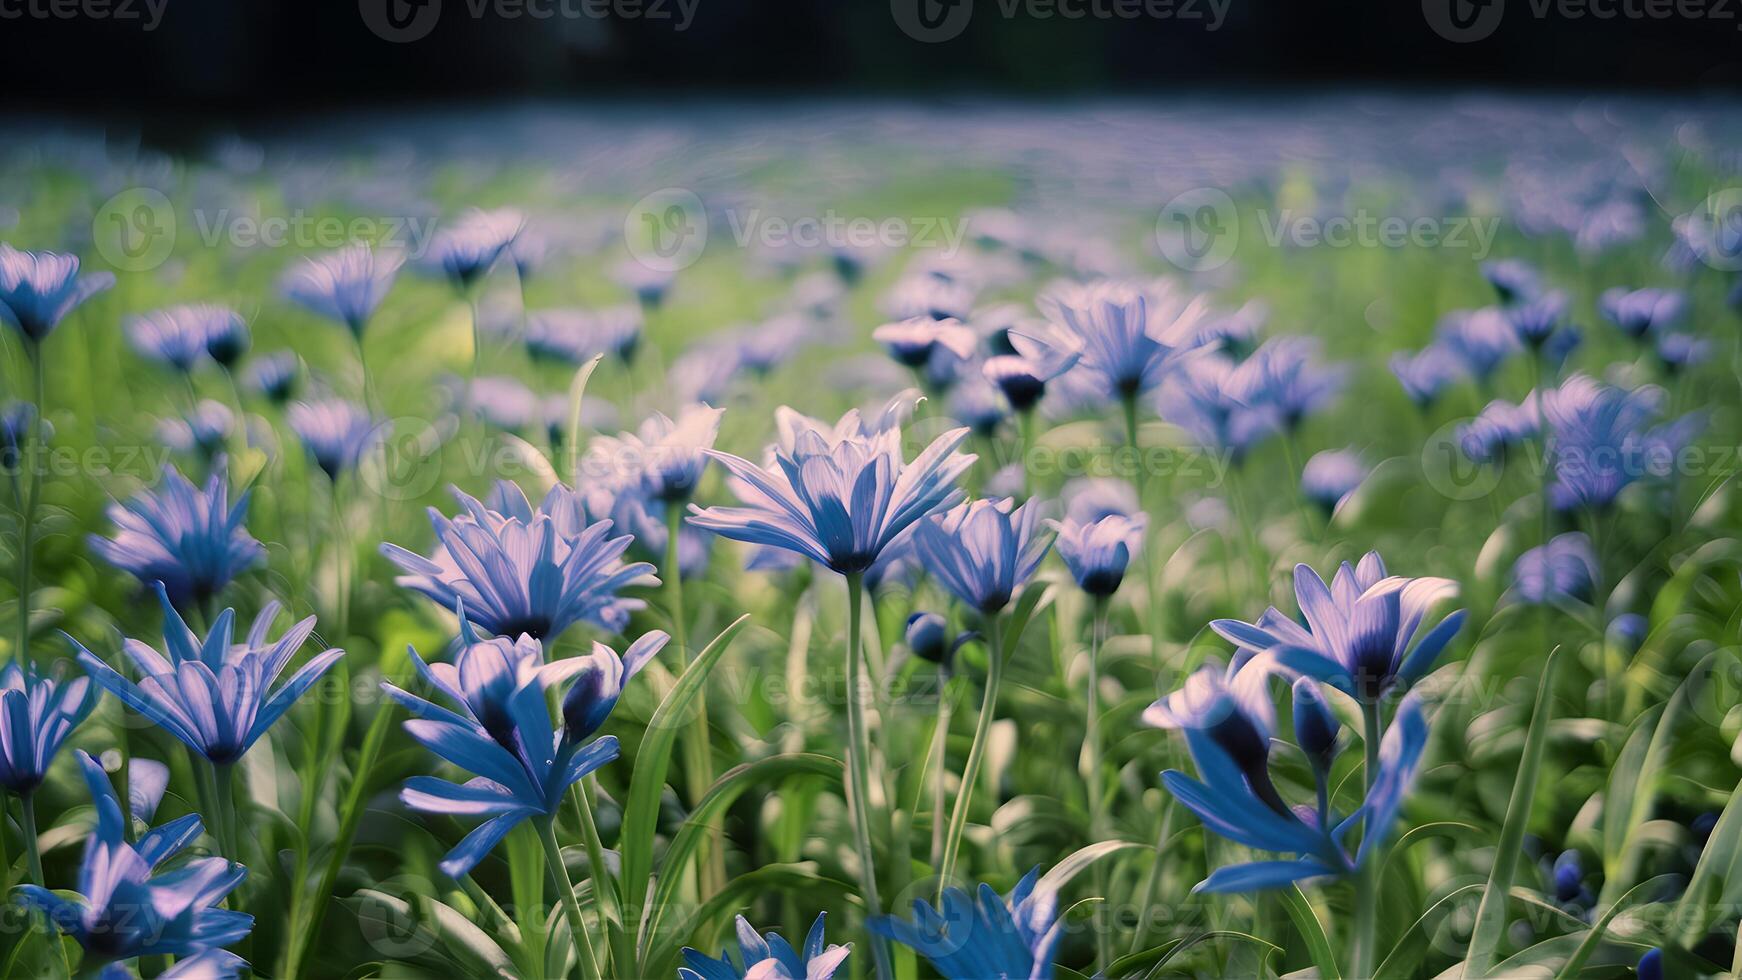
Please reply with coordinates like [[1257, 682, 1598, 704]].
[[843, 572, 893, 980], [20, 792, 43, 886], [1081, 600, 1113, 970], [926, 666, 955, 869], [665, 504, 721, 898], [537, 815, 603, 980], [1121, 393, 1163, 672], [939, 613, 1003, 900], [1350, 699, 1384, 980], [1017, 407, 1036, 498], [15, 342, 43, 666], [569, 779, 627, 976]]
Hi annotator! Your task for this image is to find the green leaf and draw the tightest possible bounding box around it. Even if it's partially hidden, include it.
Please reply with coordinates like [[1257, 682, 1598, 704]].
[[642, 863, 859, 979], [1035, 839, 1146, 896], [622, 613, 751, 969], [348, 889, 517, 978], [1676, 773, 1742, 946], [1552, 877, 1672, 980], [1280, 885, 1341, 980], [565, 354, 604, 485], [646, 752, 843, 950], [1462, 646, 1563, 980]]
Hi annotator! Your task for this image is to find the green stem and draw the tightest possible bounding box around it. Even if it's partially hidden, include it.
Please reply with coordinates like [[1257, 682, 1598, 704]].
[[1082, 600, 1112, 971], [537, 816, 602, 980], [1017, 408, 1036, 498], [15, 342, 42, 666], [843, 573, 893, 980], [211, 762, 240, 865], [1122, 394, 1163, 673], [939, 613, 1003, 899], [19, 792, 43, 887], [665, 504, 721, 898], [927, 667, 955, 870], [569, 779, 628, 976], [1350, 699, 1383, 980]]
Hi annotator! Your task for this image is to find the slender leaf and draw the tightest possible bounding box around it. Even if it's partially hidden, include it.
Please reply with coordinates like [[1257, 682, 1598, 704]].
[[1280, 885, 1341, 980]]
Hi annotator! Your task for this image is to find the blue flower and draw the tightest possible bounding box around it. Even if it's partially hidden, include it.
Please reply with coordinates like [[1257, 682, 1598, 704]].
[[72, 587, 344, 765], [383, 633, 621, 877], [1158, 354, 1279, 463], [1292, 677, 1340, 771], [157, 401, 234, 461], [243, 351, 300, 404], [1457, 394, 1541, 465], [689, 410, 974, 576], [1052, 512, 1144, 598], [89, 466, 265, 611], [129, 305, 241, 373], [465, 376, 539, 433], [1505, 289, 1569, 349], [680, 913, 850, 980], [1388, 347, 1463, 410], [904, 612, 953, 668], [0, 243, 114, 343], [0, 661, 96, 794], [1437, 308, 1520, 384], [1656, 331, 1712, 374], [868, 868, 1063, 979], [612, 259, 674, 309], [559, 630, 668, 741], [287, 398, 378, 480], [202, 310, 250, 369], [281, 243, 404, 337], [1210, 552, 1465, 702], [882, 273, 977, 323], [525, 305, 644, 365], [424, 208, 524, 291], [1599, 287, 1685, 339], [1608, 612, 1648, 654], [1552, 849, 1584, 904], [1061, 477, 1139, 524], [1481, 259, 1541, 305], [1023, 278, 1208, 400], [873, 317, 978, 370], [589, 405, 725, 503], [1543, 374, 1699, 511], [1509, 532, 1595, 605], [732, 313, 811, 375], [913, 498, 1051, 615], [1230, 336, 1346, 431], [1300, 449, 1367, 513], [17, 751, 251, 969], [946, 376, 1009, 437], [981, 347, 1078, 414], [382, 481, 656, 639], [1638, 947, 1664, 980], [1148, 664, 1432, 892], [0, 401, 43, 471]]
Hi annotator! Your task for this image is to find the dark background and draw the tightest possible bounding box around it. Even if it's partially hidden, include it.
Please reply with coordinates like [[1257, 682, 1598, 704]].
[[1, 0, 1739, 118]]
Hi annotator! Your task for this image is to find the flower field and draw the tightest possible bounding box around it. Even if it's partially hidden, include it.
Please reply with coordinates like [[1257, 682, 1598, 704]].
[[0, 96, 1740, 978]]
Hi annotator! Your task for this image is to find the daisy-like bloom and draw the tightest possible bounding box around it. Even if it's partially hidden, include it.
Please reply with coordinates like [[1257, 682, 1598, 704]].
[[382, 481, 656, 639], [525, 305, 644, 365], [946, 376, 1009, 438], [1388, 347, 1463, 410], [0, 401, 42, 471], [1211, 552, 1465, 703], [868, 868, 1063, 979], [904, 611, 955, 670], [1157, 354, 1280, 465], [281, 242, 405, 338], [424, 208, 524, 291], [1509, 532, 1596, 605], [1656, 331, 1712, 374], [508, 225, 549, 280], [1436, 308, 1520, 385], [873, 316, 978, 370], [157, 401, 234, 461], [464, 375, 540, 433], [71, 586, 345, 765], [914, 498, 1051, 615], [0, 661, 96, 795], [1021, 278, 1209, 402], [1300, 449, 1367, 514], [1505, 289, 1570, 349], [981, 341, 1079, 414], [680, 914, 850, 980], [129, 305, 241, 373], [18, 751, 252, 975], [244, 351, 300, 404], [1599, 286, 1686, 340], [0, 243, 114, 343], [202, 310, 251, 369], [688, 406, 974, 576], [1544, 374, 1700, 511], [287, 398, 378, 480], [1052, 512, 1145, 598], [1230, 336, 1347, 431], [731, 312, 809, 375], [89, 466, 264, 611], [1457, 394, 1541, 465], [558, 630, 669, 741], [612, 259, 675, 309], [588, 405, 725, 503], [881, 272, 978, 323], [1146, 662, 1431, 892], [1061, 477, 1140, 525], [1480, 258, 1541, 305], [383, 633, 622, 877]]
